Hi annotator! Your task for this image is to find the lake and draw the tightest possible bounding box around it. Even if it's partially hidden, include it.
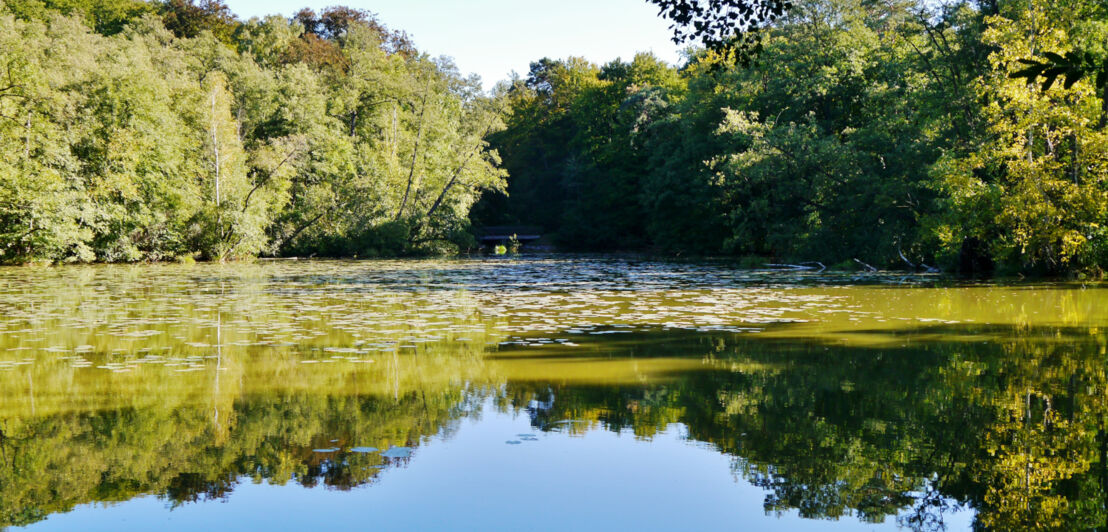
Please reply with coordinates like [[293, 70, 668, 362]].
[[1, 257, 1106, 530]]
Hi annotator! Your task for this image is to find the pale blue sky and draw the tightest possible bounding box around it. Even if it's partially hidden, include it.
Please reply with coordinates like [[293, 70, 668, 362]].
[[223, 0, 684, 89]]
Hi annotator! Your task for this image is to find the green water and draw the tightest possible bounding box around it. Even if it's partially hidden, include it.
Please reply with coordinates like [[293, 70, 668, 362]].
[[0, 258, 1106, 530]]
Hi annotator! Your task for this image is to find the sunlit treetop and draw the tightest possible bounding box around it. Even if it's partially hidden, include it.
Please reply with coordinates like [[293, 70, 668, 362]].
[[292, 5, 415, 56]]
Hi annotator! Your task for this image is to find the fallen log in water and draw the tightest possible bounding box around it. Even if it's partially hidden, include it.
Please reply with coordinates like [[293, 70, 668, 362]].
[[765, 262, 826, 273], [853, 258, 878, 272]]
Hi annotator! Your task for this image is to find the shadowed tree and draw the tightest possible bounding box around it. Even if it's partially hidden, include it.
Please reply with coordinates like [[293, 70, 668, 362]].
[[158, 0, 239, 43]]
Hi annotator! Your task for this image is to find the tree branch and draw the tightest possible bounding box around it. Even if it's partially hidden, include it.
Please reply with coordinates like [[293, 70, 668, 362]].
[[275, 210, 327, 251], [242, 143, 303, 213]]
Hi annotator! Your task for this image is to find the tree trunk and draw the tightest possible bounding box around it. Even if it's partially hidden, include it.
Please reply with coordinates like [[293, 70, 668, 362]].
[[210, 88, 223, 245], [242, 145, 301, 213], [396, 84, 430, 221], [1100, 81, 1108, 130], [23, 109, 30, 163], [411, 113, 500, 242], [1071, 132, 1080, 184]]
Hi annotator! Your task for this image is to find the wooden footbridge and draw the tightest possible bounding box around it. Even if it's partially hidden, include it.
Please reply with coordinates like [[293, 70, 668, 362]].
[[475, 226, 543, 246]]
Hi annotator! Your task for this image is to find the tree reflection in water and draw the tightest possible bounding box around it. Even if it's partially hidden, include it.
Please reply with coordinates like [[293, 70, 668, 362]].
[[0, 323, 1105, 530]]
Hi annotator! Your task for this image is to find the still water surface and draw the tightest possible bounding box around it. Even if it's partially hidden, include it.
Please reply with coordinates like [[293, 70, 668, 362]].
[[1, 257, 1106, 530]]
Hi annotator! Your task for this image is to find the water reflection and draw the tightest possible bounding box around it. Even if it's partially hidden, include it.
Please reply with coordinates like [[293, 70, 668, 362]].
[[1, 259, 1107, 530]]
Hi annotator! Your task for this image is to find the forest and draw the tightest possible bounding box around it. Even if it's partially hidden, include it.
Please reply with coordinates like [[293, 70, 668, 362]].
[[0, 0, 507, 262], [474, 0, 1108, 275], [1, 0, 1107, 275]]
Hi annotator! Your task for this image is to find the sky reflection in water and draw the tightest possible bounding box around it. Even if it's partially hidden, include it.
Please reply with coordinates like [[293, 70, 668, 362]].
[[24, 398, 959, 532]]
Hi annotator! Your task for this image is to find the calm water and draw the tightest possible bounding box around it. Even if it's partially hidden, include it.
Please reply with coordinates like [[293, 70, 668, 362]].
[[1, 257, 1106, 531]]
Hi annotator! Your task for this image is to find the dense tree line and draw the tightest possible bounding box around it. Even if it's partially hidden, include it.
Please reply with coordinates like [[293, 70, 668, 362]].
[[3, 0, 1106, 275], [472, 0, 1108, 275], [0, 0, 506, 263]]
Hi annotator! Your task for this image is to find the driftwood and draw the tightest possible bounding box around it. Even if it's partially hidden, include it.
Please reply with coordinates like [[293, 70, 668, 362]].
[[898, 246, 941, 273], [853, 258, 878, 272], [765, 262, 826, 273], [919, 263, 941, 274], [898, 248, 917, 270]]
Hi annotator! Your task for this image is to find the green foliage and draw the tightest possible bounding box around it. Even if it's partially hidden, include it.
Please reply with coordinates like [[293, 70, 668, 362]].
[[475, 53, 687, 251], [157, 0, 238, 43], [5, 0, 1108, 272], [2, 0, 155, 34], [0, 1, 506, 263], [646, 0, 787, 64], [477, 0, 1108, 273], [1011, 50, 1108, 92], [929, 0, 1108, 274]]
